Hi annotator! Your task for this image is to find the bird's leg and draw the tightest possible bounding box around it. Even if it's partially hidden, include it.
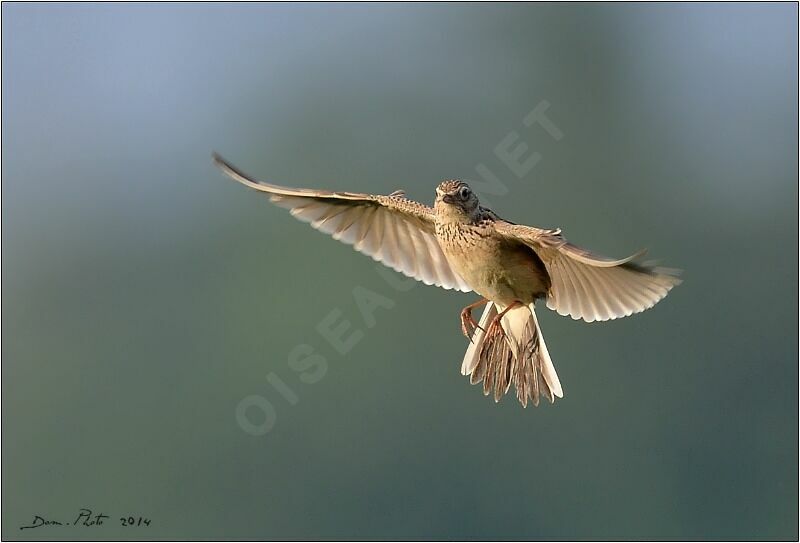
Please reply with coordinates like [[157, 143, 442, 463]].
[[460, 298, 489, 341], [484, 301, 523, 341]]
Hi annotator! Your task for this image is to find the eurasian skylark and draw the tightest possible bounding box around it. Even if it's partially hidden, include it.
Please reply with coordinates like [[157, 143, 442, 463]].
[[215, 154, 681, 407]]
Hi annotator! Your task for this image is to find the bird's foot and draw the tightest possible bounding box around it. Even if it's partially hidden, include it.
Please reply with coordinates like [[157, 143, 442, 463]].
[[484, 313, 506, 342], [460, 308, 483, 341], [483, 301, 522, 342], [459, 298, 489, 342]]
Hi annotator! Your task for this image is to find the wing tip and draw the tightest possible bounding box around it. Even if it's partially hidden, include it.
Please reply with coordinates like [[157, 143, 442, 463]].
[[212, 152, 267, 192], [211, 151, 235, 175]]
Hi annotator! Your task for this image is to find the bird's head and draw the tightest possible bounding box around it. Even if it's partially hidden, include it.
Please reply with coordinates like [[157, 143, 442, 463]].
[[434, 179, 479, 221]]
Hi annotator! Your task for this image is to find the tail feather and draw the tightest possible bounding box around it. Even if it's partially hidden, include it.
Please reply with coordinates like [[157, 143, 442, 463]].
[[531, 306, 563, 399], [461, 302, 498, 376], [461, 302, 563, 407]]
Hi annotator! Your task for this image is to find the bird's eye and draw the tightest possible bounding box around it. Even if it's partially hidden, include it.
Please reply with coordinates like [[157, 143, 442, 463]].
[[459, 186, 471, 200]]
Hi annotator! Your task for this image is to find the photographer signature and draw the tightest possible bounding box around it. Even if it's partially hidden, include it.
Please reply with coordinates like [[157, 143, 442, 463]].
[[20, 508, 150, 530]]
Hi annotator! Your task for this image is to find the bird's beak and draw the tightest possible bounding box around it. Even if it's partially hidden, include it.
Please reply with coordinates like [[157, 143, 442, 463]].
[[442, 194, 456, 204]]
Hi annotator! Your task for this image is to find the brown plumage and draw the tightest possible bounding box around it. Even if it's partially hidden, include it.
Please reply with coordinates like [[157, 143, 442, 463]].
[[215, 154, 681, 407]]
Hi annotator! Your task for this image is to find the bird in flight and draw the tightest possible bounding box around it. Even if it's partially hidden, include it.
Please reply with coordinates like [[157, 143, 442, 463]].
[[214, 153, 681, 407]]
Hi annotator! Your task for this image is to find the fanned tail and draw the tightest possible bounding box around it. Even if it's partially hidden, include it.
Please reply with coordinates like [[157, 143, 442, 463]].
[[461, 303, 563, 407]]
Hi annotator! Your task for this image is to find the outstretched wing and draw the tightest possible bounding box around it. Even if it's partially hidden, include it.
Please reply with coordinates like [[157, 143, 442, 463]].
[[495, 221, 681, 322], [214, 154, 471, 292]]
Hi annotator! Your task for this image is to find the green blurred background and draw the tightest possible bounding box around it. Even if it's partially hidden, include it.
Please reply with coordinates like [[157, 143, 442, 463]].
[[3, 3, 797, 540]]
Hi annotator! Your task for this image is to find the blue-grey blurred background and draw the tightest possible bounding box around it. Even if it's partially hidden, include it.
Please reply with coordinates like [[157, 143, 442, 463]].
[[3, 3, 797, 540]]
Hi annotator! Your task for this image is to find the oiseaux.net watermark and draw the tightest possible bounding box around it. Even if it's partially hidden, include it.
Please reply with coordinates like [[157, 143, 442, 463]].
[[236, 100, 564, 436]]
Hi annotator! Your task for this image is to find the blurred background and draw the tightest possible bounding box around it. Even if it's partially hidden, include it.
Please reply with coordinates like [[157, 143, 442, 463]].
[[3, 3, 797, 540]]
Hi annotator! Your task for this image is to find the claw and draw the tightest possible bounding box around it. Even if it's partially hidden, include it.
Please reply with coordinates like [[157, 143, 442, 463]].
[[459, 298, 490, 342], [483, 301, 522, 342], [460, 309, 481, 342], [484, 314, 505, 340]]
